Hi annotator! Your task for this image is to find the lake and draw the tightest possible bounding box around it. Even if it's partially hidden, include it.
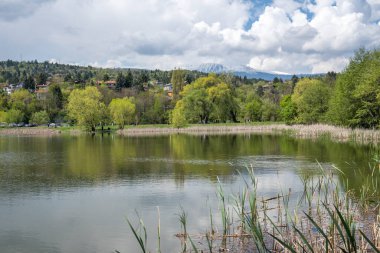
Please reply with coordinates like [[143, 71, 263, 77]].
[[0, 134, 377, 253]]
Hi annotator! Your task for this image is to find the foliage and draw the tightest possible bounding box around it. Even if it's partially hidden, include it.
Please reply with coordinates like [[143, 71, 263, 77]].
[[67, 86, 107, 130], [9, 89, 37, 122], [174, 74, 239, 124], [6, 109, 24, 123], [109, 97, 136, 128], [171, 69, 185, 100], [44, 84, 64, 121], [328, 48, 380, 128], [292, 79, 330, 124], [261, 99, 280, 121], [243, 98, 262, 122], [0, 110, 7, 122], [280, 95, 297, 124], [170, 100, 187, 128], [30, 111, 50, 125]]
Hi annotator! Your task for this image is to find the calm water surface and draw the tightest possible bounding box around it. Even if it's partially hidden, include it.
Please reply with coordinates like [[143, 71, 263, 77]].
[[0, 134, 377, 252]]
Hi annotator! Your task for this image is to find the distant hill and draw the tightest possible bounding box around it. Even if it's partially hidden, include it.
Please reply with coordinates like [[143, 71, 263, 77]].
[[192, 63, 317, 81]]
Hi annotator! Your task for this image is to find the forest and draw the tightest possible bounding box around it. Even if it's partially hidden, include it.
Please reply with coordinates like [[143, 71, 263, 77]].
[[0, 48, 379, 130]]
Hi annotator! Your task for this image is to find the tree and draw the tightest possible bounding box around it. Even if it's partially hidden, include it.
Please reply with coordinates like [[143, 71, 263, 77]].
[[9, 89, 37, 122], [243, 98, 262, 122], [292, 79, 330, 123], [6, 109, 24, 123], [280, 95, 297, 124], [125, 70, 133, 88], [0, 111, 7, 123], [116, 72, 126, 91], [109, 97, 136, 128], [45, 84, 64, 121], [24, 75, 35, 91], [30, 111, 50, 125], [327, 48, 380, 128], [174, 74, 241, 124], [207, 82, 239, 122], [0, 90, 9, 110], [103, 73, 110, 82], [178, 75, 214, 124], [171, 69, 185, 100], [35, 72, 48, 85], [170, 100, 187, 128], [261, 99, 279, 121], [67, 86, 107, 131]]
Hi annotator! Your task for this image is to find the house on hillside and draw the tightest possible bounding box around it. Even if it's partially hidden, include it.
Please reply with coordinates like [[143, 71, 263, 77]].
[[105, 80, 116, 89], [3, 83, 24, 95], [97, 80, 116, 89], [35, 89, 49, 100], [163, 83, 172, 91]]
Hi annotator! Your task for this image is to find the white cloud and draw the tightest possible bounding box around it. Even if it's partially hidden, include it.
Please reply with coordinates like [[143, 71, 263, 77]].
[[0, 0, 380, 73]]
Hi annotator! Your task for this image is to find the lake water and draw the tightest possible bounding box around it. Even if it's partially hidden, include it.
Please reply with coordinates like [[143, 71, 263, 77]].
[[0, 134, 377, 253]]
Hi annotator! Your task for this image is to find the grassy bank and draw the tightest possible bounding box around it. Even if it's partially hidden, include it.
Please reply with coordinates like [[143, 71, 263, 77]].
[[119, 123, 380, 144], [2, 123, 380, 144]]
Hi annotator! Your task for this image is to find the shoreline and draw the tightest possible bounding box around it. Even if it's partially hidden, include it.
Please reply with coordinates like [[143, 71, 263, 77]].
[[1, 124, 380, 144], [118, 124, 380, 143]]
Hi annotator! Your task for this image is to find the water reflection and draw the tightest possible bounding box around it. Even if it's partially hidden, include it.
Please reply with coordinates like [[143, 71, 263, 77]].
[[0, 134, 377, 252]]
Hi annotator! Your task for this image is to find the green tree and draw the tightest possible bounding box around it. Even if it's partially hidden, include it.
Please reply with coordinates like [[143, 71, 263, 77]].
[[0, 111, 7, 123], [35, 72, 48, 85], [178, 75, 215, 123], [23, 75, 35, 91], [6, 109, 24, 123], [261, 99, 279, 121], [115, 72, 126, 91], [280, 95, 297, 124], [67, 86, 107, 131], [327, 48, 380, 128], [170, 100, 187, 128], [207, 82, 239, 122], [30, 111, 50, 125], [109, 97, 136, 128], [103, 73, 110, 82], [45, 84, 64, 121], [292, 79, 330, 123], [243, 99, 262, 122], [0, 90, 9, 110], [171, 69, 185, 100], [9, 89, 37, 122], [125, 70, 133, 88]]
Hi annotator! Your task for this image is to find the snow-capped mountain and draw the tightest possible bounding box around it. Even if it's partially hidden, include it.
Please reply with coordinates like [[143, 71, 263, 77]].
[[191, 63, 314, 81]]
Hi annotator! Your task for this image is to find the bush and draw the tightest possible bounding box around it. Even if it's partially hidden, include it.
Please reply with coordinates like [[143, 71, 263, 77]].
[[30, 111, 50, 125]]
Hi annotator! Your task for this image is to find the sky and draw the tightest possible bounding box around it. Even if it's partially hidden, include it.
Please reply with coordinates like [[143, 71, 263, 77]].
[[1, 0, 380, 74]]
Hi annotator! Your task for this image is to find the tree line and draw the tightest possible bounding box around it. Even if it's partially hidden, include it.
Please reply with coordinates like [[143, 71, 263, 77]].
[[0, 48, 378, 130]]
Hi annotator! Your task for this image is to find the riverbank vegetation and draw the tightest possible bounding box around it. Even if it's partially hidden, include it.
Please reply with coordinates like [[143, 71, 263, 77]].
[[0, 48, 379, 132], [126, 165, 379, 253]]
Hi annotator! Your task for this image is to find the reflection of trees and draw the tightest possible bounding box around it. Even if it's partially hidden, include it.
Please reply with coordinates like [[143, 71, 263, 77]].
[[0, 134, 377, 195]]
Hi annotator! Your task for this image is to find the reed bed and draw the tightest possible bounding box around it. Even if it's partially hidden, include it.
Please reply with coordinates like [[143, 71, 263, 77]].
[[118, 124, 380, 144], [126, 164, 380, 253]]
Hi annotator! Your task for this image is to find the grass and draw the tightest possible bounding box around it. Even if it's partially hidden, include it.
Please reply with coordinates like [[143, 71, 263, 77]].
[[3, 122, 380, 145], [125, 163, 380, 253], [117, 123, 380, 144]]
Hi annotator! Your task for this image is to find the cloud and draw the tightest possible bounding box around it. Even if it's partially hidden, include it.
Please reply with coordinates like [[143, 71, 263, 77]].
[[0, 0, 380, 73], [0, 0, 56, 21]]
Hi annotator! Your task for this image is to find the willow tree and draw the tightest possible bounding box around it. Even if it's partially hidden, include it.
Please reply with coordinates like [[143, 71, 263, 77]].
[[67, 86, 107, 131], [171, 74, 238, 124], [109, 97, 136, 128]]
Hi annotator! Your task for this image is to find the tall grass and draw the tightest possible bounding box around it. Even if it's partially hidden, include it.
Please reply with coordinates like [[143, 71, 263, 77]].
[[126, 164, 379, 252]]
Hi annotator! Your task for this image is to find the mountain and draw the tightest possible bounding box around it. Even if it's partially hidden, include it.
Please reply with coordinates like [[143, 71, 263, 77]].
[[192, 63, 315, 81]]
